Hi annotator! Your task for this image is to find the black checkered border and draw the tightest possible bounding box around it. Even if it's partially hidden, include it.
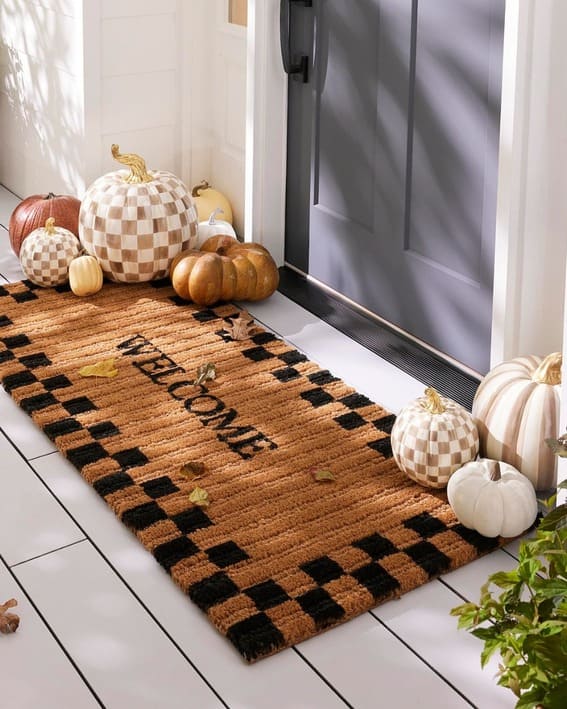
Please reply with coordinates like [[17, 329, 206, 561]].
[[0, 289, 501, 663]]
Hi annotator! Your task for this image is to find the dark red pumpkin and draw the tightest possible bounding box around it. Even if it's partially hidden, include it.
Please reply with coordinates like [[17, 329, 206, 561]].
[[9, 192, 81, 255]]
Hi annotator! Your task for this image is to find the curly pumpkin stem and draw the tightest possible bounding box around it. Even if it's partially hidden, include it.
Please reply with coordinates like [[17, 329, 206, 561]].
[[489, 460, 502, 481], [532, 352, 562, 385], [421, 387, 445, 414], [44, 217, 56, 235], [111, 144, 153, 184], [192, 179, 210, 198]]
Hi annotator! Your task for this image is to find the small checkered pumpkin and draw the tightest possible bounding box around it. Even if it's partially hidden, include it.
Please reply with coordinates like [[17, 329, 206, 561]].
[[391, 387, 479, 488], [20, 218, 81, 287], [79, 145, 198, 283]]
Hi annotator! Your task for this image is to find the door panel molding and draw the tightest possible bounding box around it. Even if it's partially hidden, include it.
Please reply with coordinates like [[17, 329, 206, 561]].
[[247, 0, 567, 369]]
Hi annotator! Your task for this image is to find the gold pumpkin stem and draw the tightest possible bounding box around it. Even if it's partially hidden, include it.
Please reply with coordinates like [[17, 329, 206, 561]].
[[111, 144, 153, 184], [421, 387, 445, 414], [192, 179, 210, 198], [532, 352, 562, 385], [489, 460, 502, 482], [44, 217, 56, 235]]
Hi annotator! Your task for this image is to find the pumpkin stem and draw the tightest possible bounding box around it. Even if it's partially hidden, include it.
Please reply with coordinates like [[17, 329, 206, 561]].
[[532, 352, 562, 385], [421, 387, 445, 414], [192, 180, 210, 198], [208, 208, 224, 225], [489, 460, 502, 481], [44, 217, 56, 235], [45, 192, 58, 200], [111, 144, 153, 184]]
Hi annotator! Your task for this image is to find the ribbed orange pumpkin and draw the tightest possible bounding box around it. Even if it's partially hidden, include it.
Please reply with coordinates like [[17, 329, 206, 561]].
[[170, 237, 279, 305]]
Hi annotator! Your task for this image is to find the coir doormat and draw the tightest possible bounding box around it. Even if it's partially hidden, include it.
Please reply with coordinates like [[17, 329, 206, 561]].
[[0, 279, 500, 662]]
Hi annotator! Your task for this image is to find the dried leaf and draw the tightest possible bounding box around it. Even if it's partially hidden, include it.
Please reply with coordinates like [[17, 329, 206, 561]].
[[224, 312, 260, 341], [0, 598, 20, 634], [194, 362, 216, 386], [311, 468, 336, 482], [179, 461, 206, 481], [189, 486, 210, 507], [79, 358, 119, 378]]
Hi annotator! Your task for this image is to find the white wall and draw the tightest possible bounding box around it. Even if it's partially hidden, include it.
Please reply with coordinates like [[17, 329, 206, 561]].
[[0, 0, 248, 239], [0, 0, 86, 195]]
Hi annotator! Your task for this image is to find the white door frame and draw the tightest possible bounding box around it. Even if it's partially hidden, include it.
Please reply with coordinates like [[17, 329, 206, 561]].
[[245, 0, 567, 370]]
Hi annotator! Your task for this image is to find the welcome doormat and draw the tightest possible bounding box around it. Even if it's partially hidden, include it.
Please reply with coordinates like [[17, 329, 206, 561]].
[[0, 279, 500, 662]]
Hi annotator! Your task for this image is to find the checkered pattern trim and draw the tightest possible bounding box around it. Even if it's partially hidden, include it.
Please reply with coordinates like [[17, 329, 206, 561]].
[[79, 170, 198, 283], [390, 398, 479, 488], [19, 232, 81, 287], [0, 284, 503, 663]]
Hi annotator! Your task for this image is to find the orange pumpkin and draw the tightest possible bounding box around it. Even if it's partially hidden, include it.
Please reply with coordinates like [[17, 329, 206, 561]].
[[171, 237, 279, 305]]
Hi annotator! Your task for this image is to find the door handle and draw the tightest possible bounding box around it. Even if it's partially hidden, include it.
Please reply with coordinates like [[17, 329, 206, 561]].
[[280, 0, 312, 83]]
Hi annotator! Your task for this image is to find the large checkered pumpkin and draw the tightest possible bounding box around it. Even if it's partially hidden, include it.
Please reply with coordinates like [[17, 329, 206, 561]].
[[391, 387, 479, 488], [20, 218, 81, 287], [79, 145, 198, 282]]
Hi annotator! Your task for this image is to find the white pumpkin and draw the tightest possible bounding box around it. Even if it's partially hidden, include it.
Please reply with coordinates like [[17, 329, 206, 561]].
[[472, 353, 561, 491], [391, 387, 479, 488], [20, 217, 80, 287], [79, 145, 198, 282], [196, 208, 237, 247], [447, 458, 538, 538]]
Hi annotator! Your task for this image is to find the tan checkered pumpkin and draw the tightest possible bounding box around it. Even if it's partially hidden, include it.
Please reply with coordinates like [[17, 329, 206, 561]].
[[79, 145, 198, 282], [391, 388, 479, 488], [20, 218, 80, 287]]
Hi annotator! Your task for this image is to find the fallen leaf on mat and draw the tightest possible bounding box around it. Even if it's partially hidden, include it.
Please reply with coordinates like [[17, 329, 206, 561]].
[[194, 362, 216, 386], [179, 461, 206, 481], [78, 358, 119, 378], [311, 469, 336, 482], [189, 486, 210, 507], [0, 598, 20, 634], [224, 312, 260, 341]]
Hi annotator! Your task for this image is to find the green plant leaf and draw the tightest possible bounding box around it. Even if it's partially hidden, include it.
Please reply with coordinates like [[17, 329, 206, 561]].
[[489, 570, 520, 588], [538, 504, 567, 531], [480, 637, 503, 668]]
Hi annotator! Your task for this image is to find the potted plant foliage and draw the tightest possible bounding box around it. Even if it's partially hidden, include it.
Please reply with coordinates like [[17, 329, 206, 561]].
[[451, 468, 567, 709]]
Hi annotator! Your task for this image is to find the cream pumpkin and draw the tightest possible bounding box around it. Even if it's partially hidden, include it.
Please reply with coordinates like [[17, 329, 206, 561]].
[[69, 254, 104, 296], [191, 180, 233, 224], [390, 387, 479, 488], [472, 353, 561, 491], [447, 458, 538, 538]]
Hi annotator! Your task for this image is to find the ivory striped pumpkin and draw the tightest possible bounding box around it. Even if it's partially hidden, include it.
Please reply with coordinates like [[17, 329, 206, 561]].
[[472, 352, 561, 491]]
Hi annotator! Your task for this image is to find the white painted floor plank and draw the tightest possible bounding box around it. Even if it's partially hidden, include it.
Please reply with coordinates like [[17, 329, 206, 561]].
[[31, 452, 351, 709], [372, 581, 516, 708], [13, 542, 226, 709], [0, 232, 26, 283], [297, 612, 470, 708], [0, 386, 57, 459], [0, 431, 84, 566], [245, 292, 425, 415], [0, 559, 101, 709]]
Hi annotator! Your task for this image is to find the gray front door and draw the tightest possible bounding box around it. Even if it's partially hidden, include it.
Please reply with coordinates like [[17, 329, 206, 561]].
[[284, 0, 505, 374]]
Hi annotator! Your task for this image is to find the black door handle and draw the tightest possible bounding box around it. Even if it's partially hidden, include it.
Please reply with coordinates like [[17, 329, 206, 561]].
[[280, 0, 312, 83]]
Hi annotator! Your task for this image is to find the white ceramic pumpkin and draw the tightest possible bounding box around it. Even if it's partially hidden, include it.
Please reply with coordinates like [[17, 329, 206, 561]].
[[447, 458, 538, 538], [472, 353, 561, 491], [196, 208, 237, 247], [20, 217, 81, 287], [69, 254, 104, 296], [391, 387, 479, 488], [79, 145, 198, 282]]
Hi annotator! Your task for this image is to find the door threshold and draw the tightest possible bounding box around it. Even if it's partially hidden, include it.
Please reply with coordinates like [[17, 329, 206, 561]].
[[277, 266, 481, 411]]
